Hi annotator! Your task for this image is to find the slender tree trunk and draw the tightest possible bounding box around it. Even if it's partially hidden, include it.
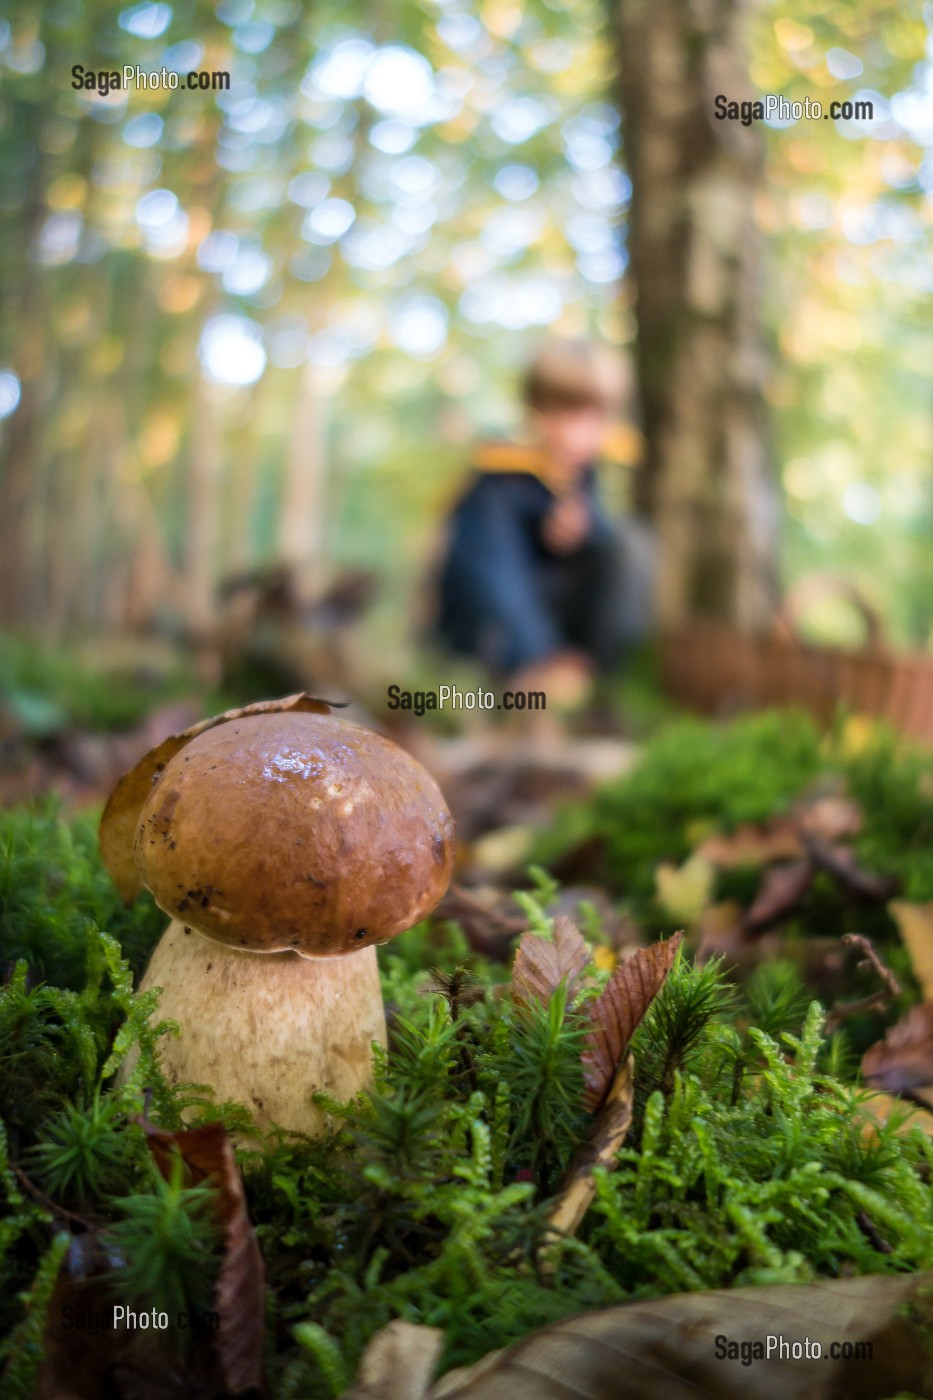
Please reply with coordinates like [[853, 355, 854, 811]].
[[615, 0, 780, 628], [279, 363, 329, 606], [185, 380, 223, 639]]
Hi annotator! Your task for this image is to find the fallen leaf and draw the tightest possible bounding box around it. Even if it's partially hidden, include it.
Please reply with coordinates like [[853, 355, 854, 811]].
[[32, 1122, 268, 1400], [511, 917, 591, 1007], [695, 820, 803, 869], [592, 945, 616, 974], [907, 1082, 933, 1111], [859, 1090, 933, 1138], [581, 934, 683, 1110], [745, 860, 813, 932], [35, 1231, 221, 1400], [691, 799, 861, 871], [434, 749, 595, 844], [99, 692, 338, 902], [654, 855, 715, 925], [341, 1319, 444, 1400], [138, 1118, 264, 1396], [430, 1271, 933, 1400], [469, 824, 535, 877], [839, 714, 877, 758], [862, 1003, 933, 1093], [889, 900, 933, 1001], [34, 1235, 136, 1400], [547, 834, 608, 885], [695, 900, 745, 961], [804, 837, 899, 902], [433, 885, 526, 963], [543, 1054, 634, 1261]]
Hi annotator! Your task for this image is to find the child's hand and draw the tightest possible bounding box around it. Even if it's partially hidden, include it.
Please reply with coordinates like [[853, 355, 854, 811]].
[[541, 495, 590, 554]]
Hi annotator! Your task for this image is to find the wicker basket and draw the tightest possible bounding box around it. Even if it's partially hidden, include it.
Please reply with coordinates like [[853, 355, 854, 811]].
[[660, 576, 933, 746]]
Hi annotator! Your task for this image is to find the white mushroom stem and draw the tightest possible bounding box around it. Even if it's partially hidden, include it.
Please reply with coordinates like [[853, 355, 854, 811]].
[[121, 921, 386, 1136]]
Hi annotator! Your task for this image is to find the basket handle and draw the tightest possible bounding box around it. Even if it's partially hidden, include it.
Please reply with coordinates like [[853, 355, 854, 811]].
[[775, 573, 888, 653]]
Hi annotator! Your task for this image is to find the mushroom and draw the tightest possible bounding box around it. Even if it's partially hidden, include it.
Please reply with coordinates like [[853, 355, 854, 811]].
[[99, 695, 455, 1135]]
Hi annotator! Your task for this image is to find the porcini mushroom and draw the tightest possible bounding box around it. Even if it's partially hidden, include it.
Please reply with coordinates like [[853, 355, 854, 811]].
[[99, 695, 455, 1135]]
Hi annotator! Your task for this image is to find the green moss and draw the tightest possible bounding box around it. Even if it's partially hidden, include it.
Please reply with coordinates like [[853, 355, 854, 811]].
[[0, 633, 191, 735], [844, 730, 933, 901], [2, 792, 933, 1397], [0, 804, 164, 987], [588, 969, 933, 1294], [538, 710, 933, 936], [538, 709, 826, 898]]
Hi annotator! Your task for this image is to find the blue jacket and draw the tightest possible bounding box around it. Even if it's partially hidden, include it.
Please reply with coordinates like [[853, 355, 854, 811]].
[[436, 443, 612, 673]]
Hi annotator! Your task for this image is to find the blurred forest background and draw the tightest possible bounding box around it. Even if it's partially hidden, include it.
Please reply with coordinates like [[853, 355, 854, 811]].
[[0, 0, 930, 690]]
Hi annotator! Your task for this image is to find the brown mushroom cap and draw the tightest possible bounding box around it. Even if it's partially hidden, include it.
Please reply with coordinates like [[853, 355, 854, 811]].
[[132, 711, 455, 958]]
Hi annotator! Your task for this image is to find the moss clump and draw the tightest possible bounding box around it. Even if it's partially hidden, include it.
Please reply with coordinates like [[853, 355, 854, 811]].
[[0, 804, 164, 988], [589, 961, 933, 1295], [539, 710, 933, 901], [0, 633, 192, 736], [537, 711, 933, 978], [537, 710, 825, 898], [2, 802, 933, 1398]]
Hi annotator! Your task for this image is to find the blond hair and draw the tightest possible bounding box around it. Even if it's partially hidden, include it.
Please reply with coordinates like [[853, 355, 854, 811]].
[[521, 338, 627, 413]]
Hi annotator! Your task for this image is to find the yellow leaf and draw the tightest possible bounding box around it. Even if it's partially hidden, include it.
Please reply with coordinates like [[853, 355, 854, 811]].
[[890, 900, 933, 1002], [839, 714, 876, 758], [592, 945, 616, 974]]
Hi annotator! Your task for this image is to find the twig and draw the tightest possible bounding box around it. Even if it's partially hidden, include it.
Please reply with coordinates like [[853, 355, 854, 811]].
[[826, 934, 901, 1031], [11, 1163, 98, 1230], [843, 933, 902, 997], [537, 1055, 635, 1283], [856, 1210, 893, 1255]]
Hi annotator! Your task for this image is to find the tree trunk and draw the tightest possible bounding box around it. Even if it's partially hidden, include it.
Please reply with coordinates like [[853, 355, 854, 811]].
[[615, 0, 779, 629], [185, 380, 223, 640], [279, 363, 329, 607]]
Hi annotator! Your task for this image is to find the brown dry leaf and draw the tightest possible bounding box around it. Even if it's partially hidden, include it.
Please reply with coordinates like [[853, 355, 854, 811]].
[[35, 1237, 138, 1400], [544, 1054, 634, 1260], [429, 1271, 933, 1400], [35, 1232, 221, 1400], [745, 860, 813, 932], [694, 819, 803, 868], [582, 934, 683, 1110], [695, 900, 745, 961], [341, 1319, 444, 1400], [862, 1002, 933, 1093], [511, 916, 592, 1006], [691, 799, 862, 873], [804, 837, 899, 902], [908, 1082, 933, 1111], [889, 900, 933, 1001], [138, 1118, 264, 1396], [433, 885, 526, 963], [99, 693, 337, 902]]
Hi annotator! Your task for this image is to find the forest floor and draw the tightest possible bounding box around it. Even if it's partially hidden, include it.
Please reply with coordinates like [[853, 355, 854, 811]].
[[3, 645, 933, 1399]]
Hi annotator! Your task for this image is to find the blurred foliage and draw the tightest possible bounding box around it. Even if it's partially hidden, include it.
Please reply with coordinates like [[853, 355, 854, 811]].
[[749, 4, 933, 645], [0, 0, 929, 653], [0, 632, 193, 734]]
